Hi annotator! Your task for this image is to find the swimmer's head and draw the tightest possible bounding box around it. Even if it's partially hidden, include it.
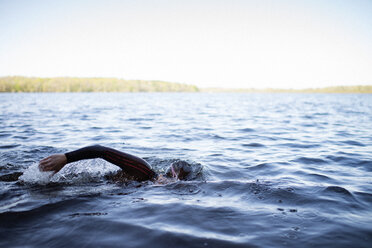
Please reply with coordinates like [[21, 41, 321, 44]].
[[165, 161, 192, 180]]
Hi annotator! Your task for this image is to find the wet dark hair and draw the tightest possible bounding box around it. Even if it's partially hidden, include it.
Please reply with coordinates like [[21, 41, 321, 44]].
[[165, 160, 192, 180]]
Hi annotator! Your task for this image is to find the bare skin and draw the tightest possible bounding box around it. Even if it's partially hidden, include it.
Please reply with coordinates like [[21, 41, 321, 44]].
[[39, 154, 67, 173]]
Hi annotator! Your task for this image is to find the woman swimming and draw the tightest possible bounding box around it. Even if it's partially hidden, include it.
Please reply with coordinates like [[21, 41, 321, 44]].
[[39, 145, 191, 182]]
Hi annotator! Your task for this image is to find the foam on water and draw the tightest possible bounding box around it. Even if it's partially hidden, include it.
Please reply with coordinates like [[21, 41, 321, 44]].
[[19, 159, 119, 184], [19, 163, 54, 184]]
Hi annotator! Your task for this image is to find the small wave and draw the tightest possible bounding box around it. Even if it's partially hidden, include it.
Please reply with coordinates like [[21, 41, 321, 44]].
[[208, 134, 226, 140], [301, 123, 315, 127], [139, 126, 152, 129], [246, 163, 273, 170], [90, 135, 107, 141], [126, 117, 153, 122], [325, 155, 372, 170], [238, 128, 255, 133], [0, 144, 20, 149], [302, 114, 314, 119], [0, 198, 86, 224], [209, 153, 223, 157], [0, 133, 12, 138], [320, 186, 365, 209], [242, 143, 265, 148], [336, 131, 352, 137], [323, 186, 352, 196], [293, 170, 335, 182], [89, 126, 102, 130], [293, 157, 327, 164], [342, 140, 366, 147], [80, 114, 92, 120], [354, 191, 372, 204], [245, 163, 282, 176], [279, 143, 320, 149], [306, 173, 333, 181], [314, 112, 329, 116], [13, 135, 28, 140], [357, 160, 372, 171], [326, 155, 353, 163], [159, 134, 184, 139]]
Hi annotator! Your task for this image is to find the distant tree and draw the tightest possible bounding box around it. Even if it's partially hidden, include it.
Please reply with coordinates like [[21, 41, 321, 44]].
[[0, 76, 200, 93]]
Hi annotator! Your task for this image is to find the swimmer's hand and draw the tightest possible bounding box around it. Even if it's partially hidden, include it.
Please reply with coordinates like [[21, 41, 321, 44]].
[[39, 154, 67, 173]]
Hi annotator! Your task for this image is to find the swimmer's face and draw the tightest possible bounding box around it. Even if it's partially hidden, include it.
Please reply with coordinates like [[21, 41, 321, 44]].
[[165, 161, 191, 180]]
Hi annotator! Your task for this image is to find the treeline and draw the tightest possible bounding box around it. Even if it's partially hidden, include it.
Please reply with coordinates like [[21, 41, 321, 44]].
[[202, 85, 372, 93], [296, 85, 372, 93], [0, 76, 199, 92], [1, 76, 370, 93]]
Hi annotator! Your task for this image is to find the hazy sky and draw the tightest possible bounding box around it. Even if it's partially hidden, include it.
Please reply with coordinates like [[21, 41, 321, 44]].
[[1, 0, 371, 88]]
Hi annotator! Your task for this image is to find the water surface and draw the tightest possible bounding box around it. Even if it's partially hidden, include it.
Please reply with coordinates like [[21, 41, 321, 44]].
[[0, 93, 371, 247]]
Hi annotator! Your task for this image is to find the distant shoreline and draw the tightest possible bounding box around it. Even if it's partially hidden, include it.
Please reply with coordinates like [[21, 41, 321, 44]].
[[200, 86, 372, 94], [0, 76, 199, 93], [1, 76, 371, 93]]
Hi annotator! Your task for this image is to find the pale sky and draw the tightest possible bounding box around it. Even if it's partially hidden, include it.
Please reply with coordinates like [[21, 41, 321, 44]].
[[1, 0, 371, 89]]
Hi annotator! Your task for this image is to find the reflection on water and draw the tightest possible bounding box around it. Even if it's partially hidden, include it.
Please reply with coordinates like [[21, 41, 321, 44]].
[[0, 93, 371, 247]]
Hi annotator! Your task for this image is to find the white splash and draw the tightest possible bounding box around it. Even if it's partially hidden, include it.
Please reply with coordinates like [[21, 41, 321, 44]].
[[19, 159, 119, 184], [19, 162, 54, 184]]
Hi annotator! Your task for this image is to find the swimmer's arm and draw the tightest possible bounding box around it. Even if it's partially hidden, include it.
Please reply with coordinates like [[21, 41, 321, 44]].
[[39, 145, 154, 179], [39, 145, 106, 173]]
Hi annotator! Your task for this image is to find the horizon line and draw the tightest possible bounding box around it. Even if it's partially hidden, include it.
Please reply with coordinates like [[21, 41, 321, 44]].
[[1, 75, 371, 91]]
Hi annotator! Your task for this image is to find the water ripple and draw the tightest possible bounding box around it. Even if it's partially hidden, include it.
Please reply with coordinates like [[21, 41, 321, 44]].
[[0, 93, 371, 248]]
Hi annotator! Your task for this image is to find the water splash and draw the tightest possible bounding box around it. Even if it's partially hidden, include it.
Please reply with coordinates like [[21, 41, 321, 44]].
[[19, 163, 54, 184], [19, 159, 119, 185], [146, 157, 206, 181]]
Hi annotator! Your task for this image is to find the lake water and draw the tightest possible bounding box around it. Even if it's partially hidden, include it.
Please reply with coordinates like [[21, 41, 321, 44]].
[[0, 93, 371, 247]]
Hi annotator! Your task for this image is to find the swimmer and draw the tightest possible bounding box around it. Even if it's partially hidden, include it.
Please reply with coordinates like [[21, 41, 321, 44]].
[[39, 145, 191, 182]]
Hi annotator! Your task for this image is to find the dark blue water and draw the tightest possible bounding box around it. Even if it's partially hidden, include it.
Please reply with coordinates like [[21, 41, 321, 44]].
[[0, 93, 371, 247]]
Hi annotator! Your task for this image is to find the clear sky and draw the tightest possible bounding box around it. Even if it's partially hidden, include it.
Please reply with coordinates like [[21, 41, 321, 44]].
[[1, 0, 371, 89]]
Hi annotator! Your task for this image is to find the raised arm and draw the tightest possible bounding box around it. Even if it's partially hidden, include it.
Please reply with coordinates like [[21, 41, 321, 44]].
[[39, 145, 156, 181]]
